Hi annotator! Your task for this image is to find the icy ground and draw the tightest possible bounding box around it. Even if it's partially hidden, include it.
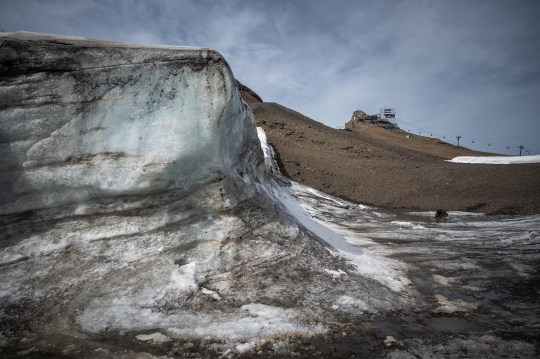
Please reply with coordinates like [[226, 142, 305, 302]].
[[208, 176, 532, 358], [277, 182, 540, 358], [4, 168, 539, 358]]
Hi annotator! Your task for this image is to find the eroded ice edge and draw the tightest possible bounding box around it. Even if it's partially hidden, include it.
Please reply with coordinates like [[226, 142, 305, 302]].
[[257, 129, 408, 292]]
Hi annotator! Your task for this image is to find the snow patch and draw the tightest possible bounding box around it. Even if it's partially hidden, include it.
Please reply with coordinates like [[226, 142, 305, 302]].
[[447, 155, 540, 164], [324, 269, 348, 279], [256, 127, 280, 175], [76, 263, 199, 332], [336, 295, 370, 312], [201, 287, 222, 301], [135, 332, 171, 344], [392, 221, 426, 230], [384, 336, 397, 347], [235, 338, 264, 353], [167, 303, 326, 340]]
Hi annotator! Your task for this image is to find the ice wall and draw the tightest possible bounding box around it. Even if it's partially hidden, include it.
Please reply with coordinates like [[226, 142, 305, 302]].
[[0, 33, 406, 355], [0, 31, 261, 215]]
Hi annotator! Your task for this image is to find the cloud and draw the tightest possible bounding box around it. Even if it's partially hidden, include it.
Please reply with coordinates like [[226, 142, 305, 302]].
[[1, 0, 539, 154]]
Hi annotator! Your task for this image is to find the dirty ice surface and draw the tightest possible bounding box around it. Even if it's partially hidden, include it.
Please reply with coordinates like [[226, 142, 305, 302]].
[[266, 181, 408, 292], [274, 179, 540, 284], [447, 154, 540, 164], [287, 182, 540, 262]]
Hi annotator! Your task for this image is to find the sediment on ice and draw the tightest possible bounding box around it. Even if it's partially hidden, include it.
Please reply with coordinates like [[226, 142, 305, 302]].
[[0, 32, 406, 355]]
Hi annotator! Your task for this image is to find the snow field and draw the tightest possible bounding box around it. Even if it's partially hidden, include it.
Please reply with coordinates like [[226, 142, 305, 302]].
[[447, 154, 540, 164]]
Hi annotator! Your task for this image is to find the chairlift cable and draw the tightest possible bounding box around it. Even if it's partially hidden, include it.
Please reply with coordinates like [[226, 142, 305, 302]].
[[395, 119, 526, 150]]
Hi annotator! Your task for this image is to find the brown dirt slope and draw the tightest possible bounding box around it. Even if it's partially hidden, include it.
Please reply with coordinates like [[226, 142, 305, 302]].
[[241, 92, 540, 215], [352, 124, 497, 159]]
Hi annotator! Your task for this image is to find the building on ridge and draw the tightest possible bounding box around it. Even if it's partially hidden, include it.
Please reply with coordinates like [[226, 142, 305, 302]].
[[345, 107, 399, 130], [345, 110, 379, 130], [379, 107, 396, 125]]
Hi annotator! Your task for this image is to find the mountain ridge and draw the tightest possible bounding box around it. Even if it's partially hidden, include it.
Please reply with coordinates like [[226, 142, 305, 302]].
[[239, 88, 540, 215]]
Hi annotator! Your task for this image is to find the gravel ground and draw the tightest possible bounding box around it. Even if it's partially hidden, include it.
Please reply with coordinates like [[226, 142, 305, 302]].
[[242, 92, 540, 215]]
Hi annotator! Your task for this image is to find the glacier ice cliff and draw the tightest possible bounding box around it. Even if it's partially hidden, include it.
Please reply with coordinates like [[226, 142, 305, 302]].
[[0, 32, 406, 356], [0, 31, 260, 214]]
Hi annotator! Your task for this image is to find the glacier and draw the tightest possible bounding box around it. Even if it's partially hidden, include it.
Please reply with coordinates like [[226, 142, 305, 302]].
[[0, 32, 407, 357], [1, 32, 539, 358], [0, 31, 259, 215]]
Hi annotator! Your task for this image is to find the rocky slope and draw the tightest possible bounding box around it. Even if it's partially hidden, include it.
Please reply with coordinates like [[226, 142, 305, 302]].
[[242, 94, 540, 215]]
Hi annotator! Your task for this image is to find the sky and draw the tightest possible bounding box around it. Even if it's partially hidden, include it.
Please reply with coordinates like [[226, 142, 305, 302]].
[[1, 0, 539, 155]]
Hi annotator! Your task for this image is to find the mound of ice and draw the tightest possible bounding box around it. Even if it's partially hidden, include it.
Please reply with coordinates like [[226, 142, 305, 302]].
[[0, 31, 260, 215], [0, 32, 406, 354]]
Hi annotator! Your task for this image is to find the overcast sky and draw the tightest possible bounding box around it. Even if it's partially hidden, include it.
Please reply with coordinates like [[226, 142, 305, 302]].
[[2, 0, 539, 155]]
